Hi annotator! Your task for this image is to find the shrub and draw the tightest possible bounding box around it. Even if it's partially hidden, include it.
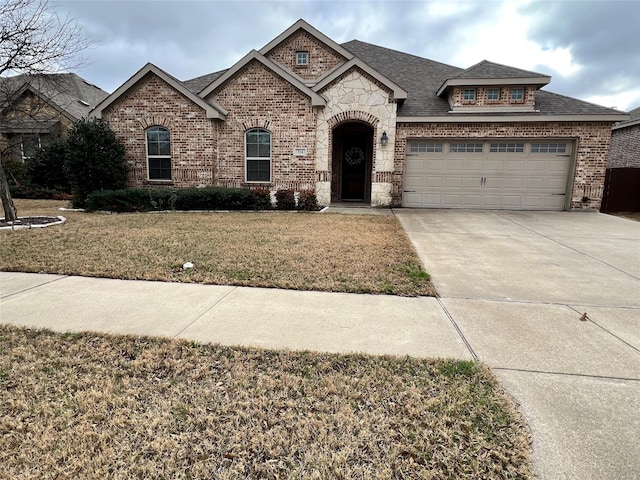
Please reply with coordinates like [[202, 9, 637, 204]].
[[297, 189, 319, 211], [64, 118, 128, 208], [251, 188, 272, 210], [275, 189, 296, 210], [26, 140, 70, 191], [9, 184, 72, 200], [174, 187, 254, 211]]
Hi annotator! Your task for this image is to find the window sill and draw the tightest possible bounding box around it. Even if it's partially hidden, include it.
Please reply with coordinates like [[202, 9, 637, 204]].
[[146, 180, 174, 185]]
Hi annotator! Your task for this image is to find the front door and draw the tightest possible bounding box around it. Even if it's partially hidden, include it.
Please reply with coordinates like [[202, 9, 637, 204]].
[[341, 135, 368, 201]]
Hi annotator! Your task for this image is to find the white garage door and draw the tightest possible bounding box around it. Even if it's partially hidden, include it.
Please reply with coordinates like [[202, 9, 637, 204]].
[[403, 140, 573, 210]]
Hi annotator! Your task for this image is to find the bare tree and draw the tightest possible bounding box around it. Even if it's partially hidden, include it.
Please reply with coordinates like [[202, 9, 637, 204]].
[[0, 0, 91, 221]]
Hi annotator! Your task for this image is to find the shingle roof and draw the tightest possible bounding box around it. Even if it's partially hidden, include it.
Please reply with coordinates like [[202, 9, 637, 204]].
[[0, 73, 109, 120], [183, 70, 227, 94], [341, 40, 460, 117], [341, 39, 623, 118], [450, 60, 548, 80]]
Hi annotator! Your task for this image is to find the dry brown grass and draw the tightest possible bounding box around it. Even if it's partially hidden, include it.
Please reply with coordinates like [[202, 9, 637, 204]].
[[0, 200, 435, 296], [0, 325, 533, 479]]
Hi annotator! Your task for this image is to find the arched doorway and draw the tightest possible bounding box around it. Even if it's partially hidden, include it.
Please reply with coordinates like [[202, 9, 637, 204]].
[[331, 122, 374, 202]]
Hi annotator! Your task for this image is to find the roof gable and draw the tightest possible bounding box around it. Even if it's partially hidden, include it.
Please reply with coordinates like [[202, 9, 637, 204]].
[[313, 58, 407, 101], [259, 19, 354, 62], [198, 50, 326, 107], [1, 73, 108, 121], [90, 63, 227, 120], [437, 60, 551, 96]]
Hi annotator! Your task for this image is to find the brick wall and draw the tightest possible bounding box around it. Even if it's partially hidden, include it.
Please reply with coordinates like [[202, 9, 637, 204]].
[[449, 86, 536, 108], [394, 121, 614, 210], [609, 124, 640, 168], [102, 73, 218, 188], [266, 30, 346, 81], [207, 60, 317, 191]]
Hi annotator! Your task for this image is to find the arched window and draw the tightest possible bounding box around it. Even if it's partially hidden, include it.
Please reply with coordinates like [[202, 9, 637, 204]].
[[245, 128, 271, 182], [146, 126, 171, 180]]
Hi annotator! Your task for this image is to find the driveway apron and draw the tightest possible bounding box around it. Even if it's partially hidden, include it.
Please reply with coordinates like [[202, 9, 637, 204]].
[[394, 209, 640, 480]]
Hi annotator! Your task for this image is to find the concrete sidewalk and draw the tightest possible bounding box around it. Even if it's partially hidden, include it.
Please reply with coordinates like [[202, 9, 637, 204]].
[[0, 272, 470, 360]]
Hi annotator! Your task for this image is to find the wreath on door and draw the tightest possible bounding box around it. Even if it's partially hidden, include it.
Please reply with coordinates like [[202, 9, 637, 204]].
[[345, 147, 365, 166]]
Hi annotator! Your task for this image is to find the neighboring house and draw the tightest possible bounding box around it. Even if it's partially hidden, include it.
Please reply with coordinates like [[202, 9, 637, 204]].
[[601, 106, 640, 212], [0, 73, 109, 161], [609, 106, 640, 168], [91, 20, 628, 210]]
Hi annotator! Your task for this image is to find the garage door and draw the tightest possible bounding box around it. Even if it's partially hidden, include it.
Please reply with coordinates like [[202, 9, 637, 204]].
[[403, 140, 573, 210]]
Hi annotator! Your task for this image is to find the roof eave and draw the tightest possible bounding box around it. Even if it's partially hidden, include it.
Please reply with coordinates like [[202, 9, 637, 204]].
[[437, 76, 551, 97], [397, 113, 629, 123]]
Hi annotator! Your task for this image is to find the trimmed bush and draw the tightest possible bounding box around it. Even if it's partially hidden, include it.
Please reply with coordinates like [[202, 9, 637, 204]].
[[251, 188, 272, 210], [297, 189, 319, 211], [2, 156, 27, 186], [275, 189, 296, 210], [174, 187, 255, 211]]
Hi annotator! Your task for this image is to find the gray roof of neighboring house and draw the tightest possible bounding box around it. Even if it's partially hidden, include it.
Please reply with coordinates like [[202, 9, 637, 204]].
[[0, 73, 109, 121], [612, 105, 640, 130]]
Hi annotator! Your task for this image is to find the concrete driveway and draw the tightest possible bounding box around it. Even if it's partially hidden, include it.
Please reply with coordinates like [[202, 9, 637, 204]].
[[394, 210, 640, 480]]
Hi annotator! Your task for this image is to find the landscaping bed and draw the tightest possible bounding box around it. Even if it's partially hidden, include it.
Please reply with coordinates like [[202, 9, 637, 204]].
[[0, 199, 435, 296], [0, 325, 533, 479]]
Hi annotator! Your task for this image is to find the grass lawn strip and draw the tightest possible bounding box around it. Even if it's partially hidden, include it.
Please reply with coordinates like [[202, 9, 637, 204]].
[[0, 200, 436, 297], [0, 325, 533, 479]]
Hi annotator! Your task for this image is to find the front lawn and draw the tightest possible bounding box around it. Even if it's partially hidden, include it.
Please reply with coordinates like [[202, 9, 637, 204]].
[[0, 325, 533, 479], [0, 199, 435, 296]]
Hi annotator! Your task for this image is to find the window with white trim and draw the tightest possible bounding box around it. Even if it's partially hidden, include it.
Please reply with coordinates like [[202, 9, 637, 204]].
[[20, 133, 50, 160], [146, 126, 171, 181], [296, 51, 309, 65], [409, 142, 443, 153], [490, 142, 524, 153], [511, 88, 524, 101], [487, 88, 500, 101], [450, 143, 483, 153], [531, 143, 567, 153], [463, 89, 476, 101], [246, 128, 271, 182]]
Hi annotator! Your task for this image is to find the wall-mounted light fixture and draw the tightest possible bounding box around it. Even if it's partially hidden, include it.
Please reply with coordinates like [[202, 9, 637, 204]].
[[380, 131, 388, 147]]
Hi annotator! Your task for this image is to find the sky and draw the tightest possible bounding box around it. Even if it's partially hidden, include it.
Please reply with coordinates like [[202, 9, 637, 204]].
[[53, 0, 640, 112]]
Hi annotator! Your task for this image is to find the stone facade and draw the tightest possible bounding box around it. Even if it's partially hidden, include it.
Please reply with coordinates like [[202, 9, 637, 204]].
[[315, 68, 397, 206], [609, 123, 640, 168], [394, 121, 613, 210], [103, 73, 218, 188]]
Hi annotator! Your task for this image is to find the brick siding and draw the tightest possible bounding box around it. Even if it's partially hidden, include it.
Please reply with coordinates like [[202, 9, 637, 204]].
[[207, 60, 317, 191], [266, 30, 346, 81], [394, 121, 614, 210], [102, 73, 218, 188], [449, 86, 536, 108], [609, 124, 640, 168]]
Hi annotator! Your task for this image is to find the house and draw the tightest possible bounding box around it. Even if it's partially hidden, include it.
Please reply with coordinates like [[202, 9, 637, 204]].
[[0, 73, 109, 160], [90, 20, 628, 210], [601, 106, 640, 212]]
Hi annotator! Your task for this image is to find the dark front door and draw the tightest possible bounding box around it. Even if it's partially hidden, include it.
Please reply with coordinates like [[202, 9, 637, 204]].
[[341, 135, 368, 201]]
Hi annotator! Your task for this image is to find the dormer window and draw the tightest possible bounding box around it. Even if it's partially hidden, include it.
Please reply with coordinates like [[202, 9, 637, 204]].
[[511, 88, 524, 101], [487, 88, 500, 101], [463, 89, 476, 102], [296, 51, 309, 65]]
